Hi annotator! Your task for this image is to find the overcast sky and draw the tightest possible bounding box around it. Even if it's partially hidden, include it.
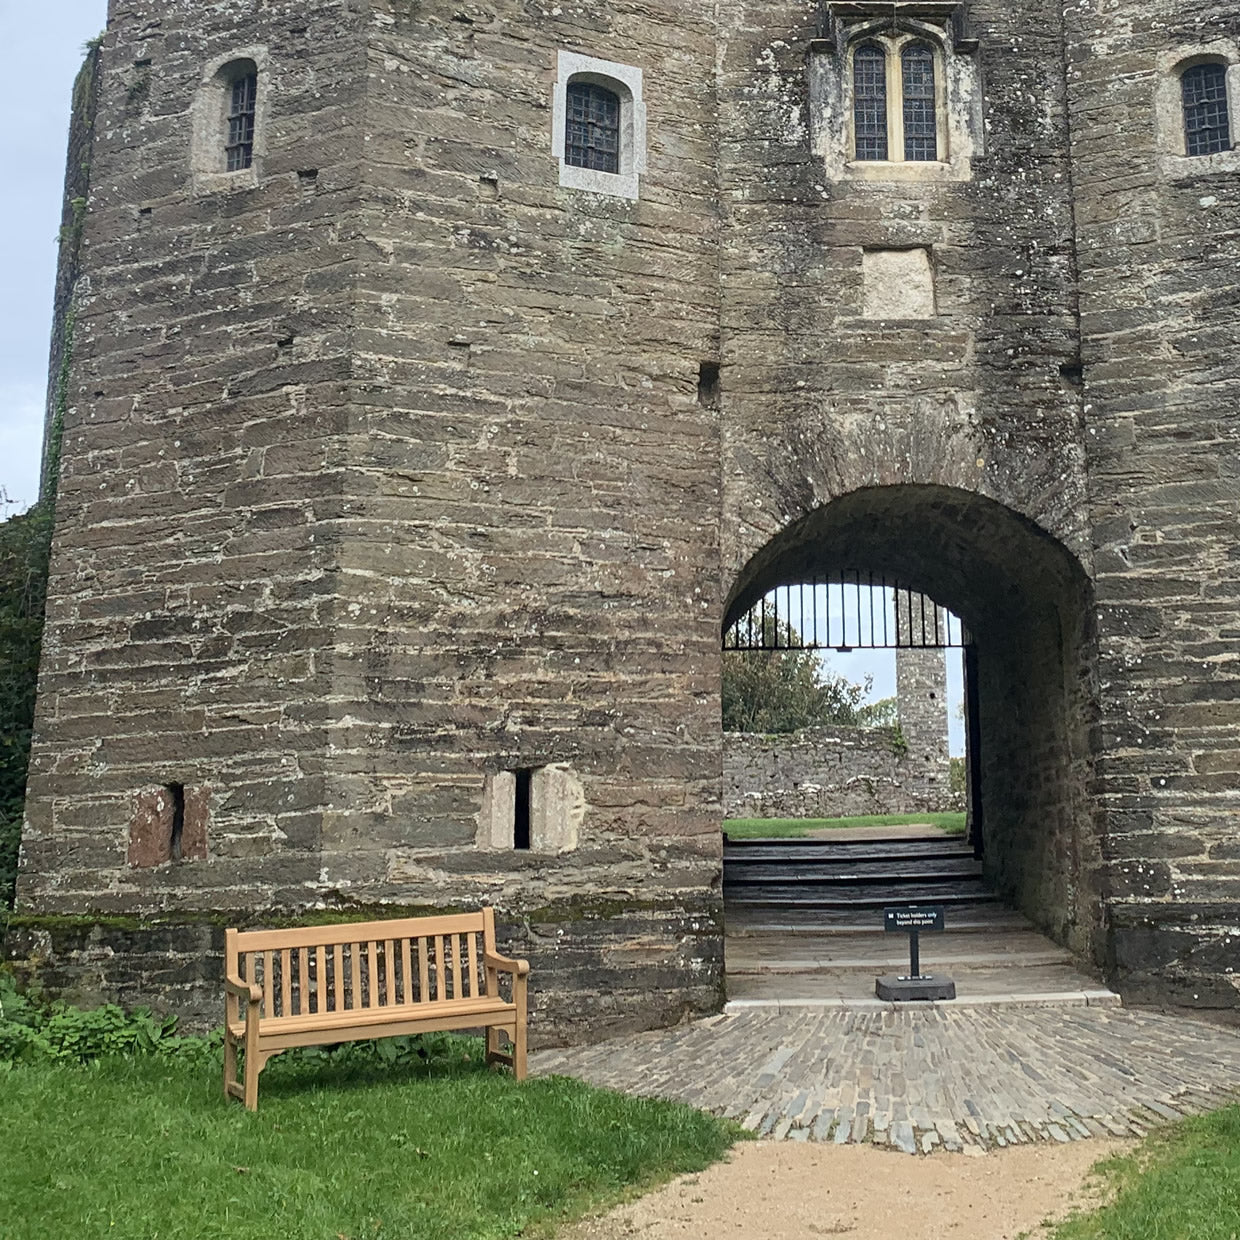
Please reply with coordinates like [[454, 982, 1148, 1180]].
[[1, 0, 108, 516]]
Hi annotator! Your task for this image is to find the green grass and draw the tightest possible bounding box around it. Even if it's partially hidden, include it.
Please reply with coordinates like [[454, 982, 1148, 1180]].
[[723, 812, 967, 839], [1050, 1106, 1240, 1239], [0, 1039, 740, 1240]]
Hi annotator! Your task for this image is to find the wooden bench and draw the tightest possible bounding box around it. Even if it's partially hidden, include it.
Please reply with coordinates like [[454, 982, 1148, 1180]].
[[223, 907, 528, 1110]]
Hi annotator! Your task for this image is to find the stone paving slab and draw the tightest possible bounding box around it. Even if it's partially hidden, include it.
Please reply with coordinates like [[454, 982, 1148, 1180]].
[[531, 1006, 1240, 1151]]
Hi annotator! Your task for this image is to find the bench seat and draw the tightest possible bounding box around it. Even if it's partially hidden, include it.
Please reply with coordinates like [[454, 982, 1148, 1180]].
[[223, 908, 528, 1109]]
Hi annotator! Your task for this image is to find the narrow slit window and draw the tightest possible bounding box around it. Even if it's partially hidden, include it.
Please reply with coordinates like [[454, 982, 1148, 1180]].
[[226, 71, 258, 171], [1182, 63, 1231, 156], [902, 43, 938, 161], [513, 770, 532, 850], [853, 44, 888, 161], [166, 782, 186, 860], [565, 81, 621, 174]]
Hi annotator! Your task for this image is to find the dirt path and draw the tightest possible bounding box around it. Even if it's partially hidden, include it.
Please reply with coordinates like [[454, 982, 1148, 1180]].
[[559, 1140, 1130, 1240]]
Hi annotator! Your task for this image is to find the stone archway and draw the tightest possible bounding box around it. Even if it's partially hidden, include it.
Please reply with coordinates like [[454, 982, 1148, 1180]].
[[722, 483, 1101, 964]]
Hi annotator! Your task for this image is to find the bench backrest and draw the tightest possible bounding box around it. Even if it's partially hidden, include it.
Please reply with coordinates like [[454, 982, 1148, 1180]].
[[224, 909, 500, 1021]]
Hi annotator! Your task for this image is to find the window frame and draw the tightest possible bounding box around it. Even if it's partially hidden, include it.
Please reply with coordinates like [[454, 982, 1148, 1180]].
[[847, 33, 947, 169], [553, 52, 647, 201], [1154, 46, 1240, 179], [191, 49, 270, 194], [565, 80, 623, 174], [225, 69, 259, 172], [1181, 60, 1232, 157]]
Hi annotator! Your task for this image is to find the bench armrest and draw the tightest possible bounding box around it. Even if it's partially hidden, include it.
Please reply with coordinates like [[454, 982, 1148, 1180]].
[[225, 973, 263, 1005], [484, 950, 530, 978]]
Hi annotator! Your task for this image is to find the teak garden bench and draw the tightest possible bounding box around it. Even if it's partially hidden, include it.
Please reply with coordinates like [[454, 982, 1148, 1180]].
[[223, 907, 529, 1110]]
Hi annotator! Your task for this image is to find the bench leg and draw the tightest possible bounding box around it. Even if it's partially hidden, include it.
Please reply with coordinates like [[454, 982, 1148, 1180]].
[[223, 1027, 238, 1100], [485, 1025, 504, 1066], [243, 1018, 261, 1111], [513, 1012, 527, 1082]]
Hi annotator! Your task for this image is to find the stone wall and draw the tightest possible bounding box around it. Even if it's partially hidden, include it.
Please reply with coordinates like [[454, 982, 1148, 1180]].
[[724, 725, 961, 820], [15, 0, 1240, 1033], [1065, 0, 1240, 1012], [14, 0, 725, 1043], [715, 0, 1102, 962]]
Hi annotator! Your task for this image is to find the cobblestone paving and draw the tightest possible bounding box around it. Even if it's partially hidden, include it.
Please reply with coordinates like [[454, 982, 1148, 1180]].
[[532, 1006, 1240, 1152]]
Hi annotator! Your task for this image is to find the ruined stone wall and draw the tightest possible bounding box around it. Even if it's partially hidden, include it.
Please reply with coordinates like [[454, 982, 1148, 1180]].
[[894, 645, 951, 786], [1066, 0, 1240, 1012], [724, 725, 961, 820], [714, 2, 1102, 960]]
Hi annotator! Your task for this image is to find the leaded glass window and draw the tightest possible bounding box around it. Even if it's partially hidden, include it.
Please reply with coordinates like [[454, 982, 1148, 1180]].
[[902, 43, 937, 161], [226, 72, 258, 171], [854, 44, 888, 161], [565, 81, 621, 174], [1182, 63, 1231, 157]]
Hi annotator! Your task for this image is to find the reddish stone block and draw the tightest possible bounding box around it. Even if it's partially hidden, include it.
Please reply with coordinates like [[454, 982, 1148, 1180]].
[[128, 787, 173, 868]]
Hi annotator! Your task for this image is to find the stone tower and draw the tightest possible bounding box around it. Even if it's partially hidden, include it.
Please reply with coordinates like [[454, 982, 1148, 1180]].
[[13, 0, 1240, 1031]]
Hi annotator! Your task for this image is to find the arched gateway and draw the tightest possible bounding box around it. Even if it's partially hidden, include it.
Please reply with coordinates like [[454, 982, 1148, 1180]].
[[9, 0, 1240, 1040], [721, 485, 1100, 963]]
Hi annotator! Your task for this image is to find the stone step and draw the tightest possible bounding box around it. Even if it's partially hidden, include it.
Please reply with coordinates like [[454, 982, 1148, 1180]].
[[726, 900, 1008, 933], [725, 881, 996, 906], [724, 838, 974, 863], [725, 859, 984, 884]]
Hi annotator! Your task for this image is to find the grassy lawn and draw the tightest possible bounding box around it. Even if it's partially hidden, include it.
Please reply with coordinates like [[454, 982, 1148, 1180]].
[[1049, 1106, 1240, 1239], [724, 812, 967, 839], [0, 1037, 740, 1240]]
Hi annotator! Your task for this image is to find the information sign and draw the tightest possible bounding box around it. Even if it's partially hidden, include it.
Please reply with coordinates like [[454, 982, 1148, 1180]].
[[884, 906, 945, 934]]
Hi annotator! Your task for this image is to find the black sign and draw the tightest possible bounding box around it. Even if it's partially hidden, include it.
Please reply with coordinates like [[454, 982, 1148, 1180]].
[[884, 906, 945, 933]]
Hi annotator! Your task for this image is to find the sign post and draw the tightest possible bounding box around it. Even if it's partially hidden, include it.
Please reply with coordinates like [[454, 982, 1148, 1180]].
[[876, 905, 956, 1002]]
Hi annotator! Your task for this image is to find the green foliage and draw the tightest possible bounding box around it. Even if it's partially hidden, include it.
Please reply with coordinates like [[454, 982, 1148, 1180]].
[[949, 755, 966, 798], [1051, 1106, 1240, 1240], [887, 722, 909, 757], [723, 618, 870, 733], [0, 972, 217, 1067], [0, 503, 54, 911], [724, 812, 967, 839], [0, 996, 740, 1240], [856, 695, 899, 727]]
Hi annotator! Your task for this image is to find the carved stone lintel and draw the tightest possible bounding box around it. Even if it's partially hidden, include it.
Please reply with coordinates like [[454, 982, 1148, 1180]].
[[817, 1, 978, 54]]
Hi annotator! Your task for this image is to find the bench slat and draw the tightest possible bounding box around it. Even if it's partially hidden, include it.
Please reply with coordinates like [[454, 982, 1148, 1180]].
[[419, 936, 430, 1003], [281, 949, 292, 1018], [401, 939, 413, 1004], [366, 940, 378, 1008], [232, 913, 487, 953], [435, 935, 446, 1001], [450, 933, 461, 1000], [262, 951, 273, 1016], [333, 944, 344, 1012], [384, 939, 395, 1005], [228, 994, 516, 1040]]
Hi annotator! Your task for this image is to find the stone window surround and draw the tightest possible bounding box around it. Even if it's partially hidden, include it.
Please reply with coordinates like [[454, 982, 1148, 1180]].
[[191, 47, 271, 195], [848, 32, 949, 170], [476, 764, 584, 854], [1155, 44, 1240, 178], [553, 51, 647, 201], [808, 14, 980, 183]]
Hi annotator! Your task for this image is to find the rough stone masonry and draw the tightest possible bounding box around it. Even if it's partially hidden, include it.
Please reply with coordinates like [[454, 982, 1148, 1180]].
[[9, 0, 1240, 1040]]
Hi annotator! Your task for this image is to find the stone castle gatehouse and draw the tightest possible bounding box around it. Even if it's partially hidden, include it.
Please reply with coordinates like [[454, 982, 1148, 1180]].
[[10, 0, 1240, 1038]]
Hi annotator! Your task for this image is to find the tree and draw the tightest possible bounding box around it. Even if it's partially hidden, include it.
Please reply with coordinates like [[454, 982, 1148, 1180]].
[[722, 617, 870, 733]]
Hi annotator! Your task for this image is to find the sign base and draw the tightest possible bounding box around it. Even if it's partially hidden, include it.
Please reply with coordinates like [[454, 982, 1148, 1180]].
[[875, 974, 957, 1002]]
